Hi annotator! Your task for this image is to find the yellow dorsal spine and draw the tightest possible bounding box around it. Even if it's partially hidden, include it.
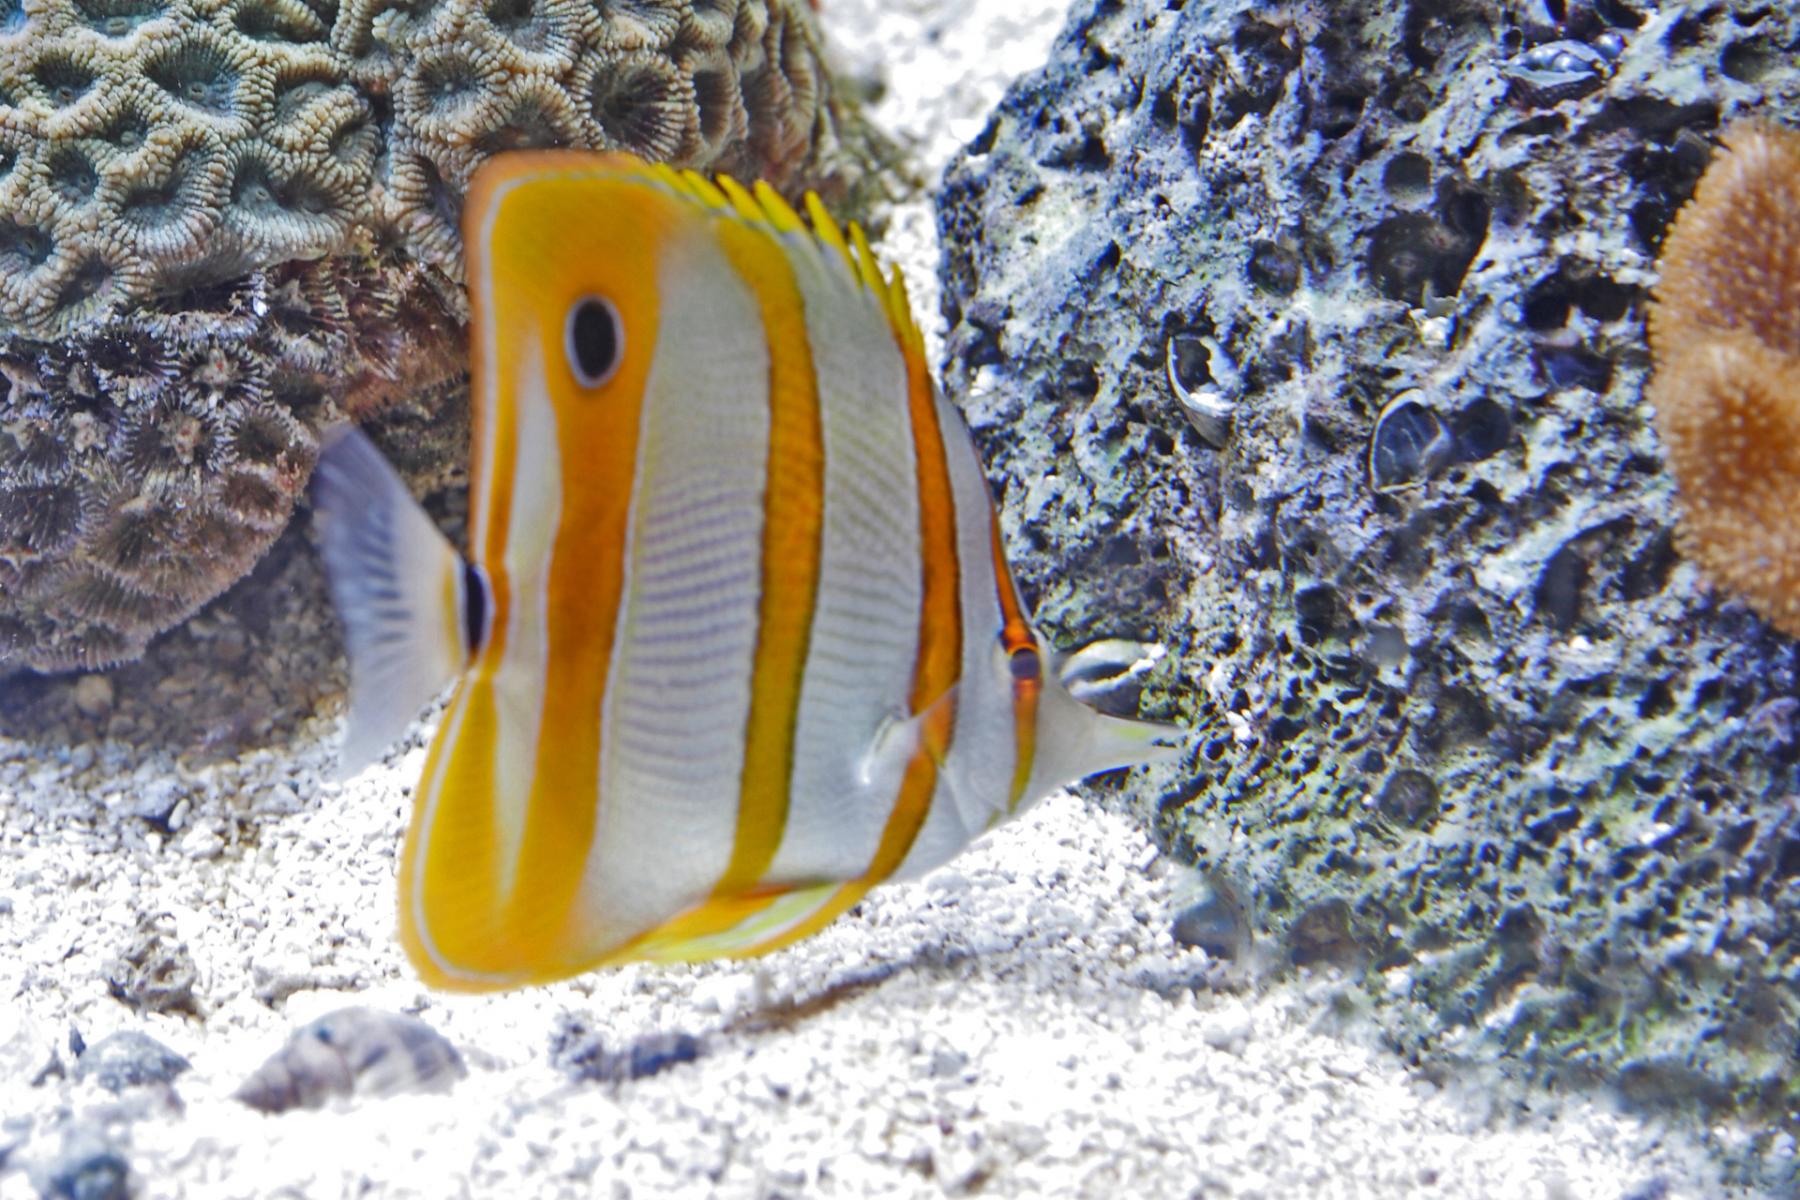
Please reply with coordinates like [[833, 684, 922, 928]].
[[752, 180, 809, 235], [803, 191, 856, 274], [715, 175, 767, 226], [847, 221, 886, 296], [646, 163, 723, 211], [641, 157, 926, 358], [677, 168, 732, 211], [886, 268, 924, 356]]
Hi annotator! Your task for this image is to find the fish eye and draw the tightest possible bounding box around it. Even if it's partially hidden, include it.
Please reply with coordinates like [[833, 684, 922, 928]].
[[1008, 645, 1041, 683], [565, 296, 624, 388]]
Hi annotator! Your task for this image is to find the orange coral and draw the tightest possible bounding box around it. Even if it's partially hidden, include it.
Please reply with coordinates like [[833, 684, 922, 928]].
[[1648, 121, 1800, 635]]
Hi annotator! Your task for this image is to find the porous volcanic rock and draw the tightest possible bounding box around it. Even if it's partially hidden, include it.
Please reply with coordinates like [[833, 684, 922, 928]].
[[937, 0, 1800, 1178]]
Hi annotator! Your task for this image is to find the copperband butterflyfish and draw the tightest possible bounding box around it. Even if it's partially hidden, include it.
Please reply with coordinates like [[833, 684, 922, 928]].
[[310, 151, 1182, 991]]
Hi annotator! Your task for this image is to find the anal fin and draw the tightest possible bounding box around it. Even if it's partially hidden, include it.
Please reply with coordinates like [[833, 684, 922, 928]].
[[310, 425, 479, 776], [620, 882, 849, 964]]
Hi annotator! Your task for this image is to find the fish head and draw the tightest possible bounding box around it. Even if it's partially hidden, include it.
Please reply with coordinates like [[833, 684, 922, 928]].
[[464, 152, 682, 454]]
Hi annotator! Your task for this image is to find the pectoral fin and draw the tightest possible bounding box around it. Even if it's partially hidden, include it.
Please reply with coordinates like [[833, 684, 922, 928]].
[[856, 686, 960, 791]]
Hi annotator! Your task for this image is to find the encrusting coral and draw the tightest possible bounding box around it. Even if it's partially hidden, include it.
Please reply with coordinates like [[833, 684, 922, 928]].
[[0, 0, 878, 673], [1648, 121, 1800, 636], [0, 0, 847, 332], [0, 256, 464, 670], [378, 0, 840, 271]]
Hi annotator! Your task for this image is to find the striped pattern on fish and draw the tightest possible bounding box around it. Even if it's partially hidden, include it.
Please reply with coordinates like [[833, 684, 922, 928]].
[[311, 151, 1181, 992]]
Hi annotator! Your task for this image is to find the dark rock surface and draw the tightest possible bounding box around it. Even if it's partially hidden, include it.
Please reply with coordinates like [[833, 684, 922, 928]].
[[936, 0, 1800, 1180]]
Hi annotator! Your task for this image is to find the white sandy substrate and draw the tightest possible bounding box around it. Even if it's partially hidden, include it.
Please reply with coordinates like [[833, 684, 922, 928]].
[[0, 718, 1745, 1200], [0, 1, 1763, 1197]]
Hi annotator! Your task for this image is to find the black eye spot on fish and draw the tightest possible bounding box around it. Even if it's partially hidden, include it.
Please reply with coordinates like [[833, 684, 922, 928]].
[[1009, 645, 1041, 683], [566, 296, 623, 388], [462, 560, 489, 656]]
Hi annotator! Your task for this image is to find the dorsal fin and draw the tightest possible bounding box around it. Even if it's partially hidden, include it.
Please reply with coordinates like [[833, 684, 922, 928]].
[[642, 160, 926, 357]]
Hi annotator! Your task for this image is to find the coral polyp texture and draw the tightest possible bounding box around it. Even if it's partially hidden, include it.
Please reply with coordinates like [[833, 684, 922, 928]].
[[1648, 122, 1800, 636], [0, 0, 845, 330], [0, 258, 463, 670], [0, 0, 873, 672]]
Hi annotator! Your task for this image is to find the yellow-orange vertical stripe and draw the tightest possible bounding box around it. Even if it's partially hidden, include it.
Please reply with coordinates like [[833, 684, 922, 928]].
[[501, 185, 666, 977], [410, 162, 671, 984], [396, 156, 527, 987], [738, 328, 961, 956], [463, 157, 523, 664], [708, 220, 824, 898], [989, 508, 1040, 812], [878, 381, 965, 876]]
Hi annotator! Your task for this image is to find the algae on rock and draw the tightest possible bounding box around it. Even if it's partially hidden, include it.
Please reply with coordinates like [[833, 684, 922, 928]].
[[936, 0, 1800, 1176]]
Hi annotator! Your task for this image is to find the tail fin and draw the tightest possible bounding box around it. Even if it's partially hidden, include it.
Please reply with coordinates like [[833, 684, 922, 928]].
[[310, 426, 474, 776]]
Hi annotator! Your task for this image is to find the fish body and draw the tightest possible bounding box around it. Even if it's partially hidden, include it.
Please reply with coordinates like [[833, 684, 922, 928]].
[[312, 151, 1179, 991]]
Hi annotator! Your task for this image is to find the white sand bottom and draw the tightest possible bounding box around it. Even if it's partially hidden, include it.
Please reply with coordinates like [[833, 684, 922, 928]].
[[0, 697, 1755, 1199]]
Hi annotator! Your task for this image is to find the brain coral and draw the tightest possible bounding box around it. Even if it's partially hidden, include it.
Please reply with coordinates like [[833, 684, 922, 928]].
[[1648, 121, 1800, 635], [0, 0, 877, 672]]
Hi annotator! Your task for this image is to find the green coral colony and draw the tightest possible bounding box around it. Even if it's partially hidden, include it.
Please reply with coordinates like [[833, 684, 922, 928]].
[[0, 0, 861, 671]]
